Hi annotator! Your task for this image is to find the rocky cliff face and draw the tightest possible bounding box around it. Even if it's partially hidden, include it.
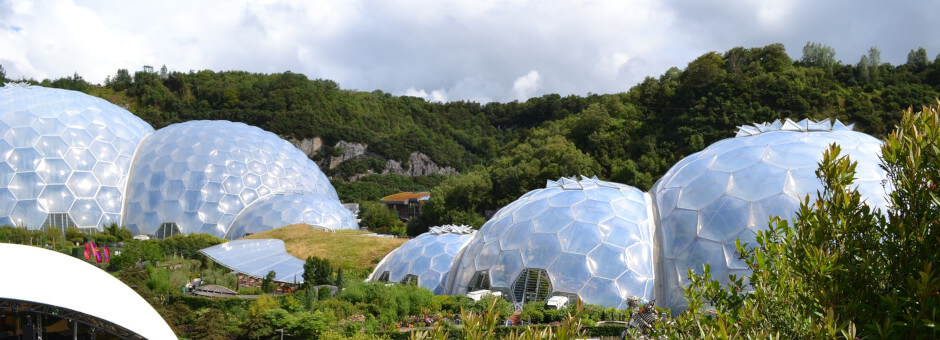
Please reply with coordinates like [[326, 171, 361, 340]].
[[291, 137, 323, 158], [384, 152, 458, 176], [291, 137, 457, 177], [326, 141, 370, 169]]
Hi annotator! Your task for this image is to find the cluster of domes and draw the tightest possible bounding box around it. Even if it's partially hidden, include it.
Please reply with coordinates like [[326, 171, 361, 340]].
[[0, 85, 356, 238], [373, 118, 888, 312]]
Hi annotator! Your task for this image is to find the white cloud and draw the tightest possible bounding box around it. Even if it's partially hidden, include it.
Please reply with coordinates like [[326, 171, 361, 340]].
[[511, 70, 541, 102], [1, 0, 938, 102], [403, 87, 448, 103]]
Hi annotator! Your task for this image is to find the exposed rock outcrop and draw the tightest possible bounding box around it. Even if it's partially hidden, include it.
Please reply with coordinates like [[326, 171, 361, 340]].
[[384, 151, 458, 176], [291, 137, 323, 158], [290, 137, 458, 177], [326, 141, 370, 169]]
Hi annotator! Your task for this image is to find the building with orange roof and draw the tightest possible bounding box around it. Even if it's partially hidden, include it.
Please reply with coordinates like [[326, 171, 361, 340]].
[[380, 192, 431, 220]]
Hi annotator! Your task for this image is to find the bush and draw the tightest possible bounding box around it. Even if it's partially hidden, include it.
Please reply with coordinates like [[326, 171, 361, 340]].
[[336, 281, 434, 326], [358, 201, 405, 236], [469, 294, 514, 323], [261, 270, 276, 293], [319, 286, 333, 300], [238, 286, 263, 295], [303, 256, 335, 286], [583, 324, 627, 337], [518, 309, 543, 324]]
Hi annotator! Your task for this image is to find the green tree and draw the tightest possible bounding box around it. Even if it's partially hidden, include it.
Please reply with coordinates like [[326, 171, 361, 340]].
[[103, 223, 133, 242], [907, 47, 930, 72], [868, 46, 882, 79], [857, 54, 870, 82], [409, 171, 491, 235], [191, 308, 228, 340], [303, 256, 334, 286], [358, 201, 405, 235], [801, 41, 837, 70], [335, 267, 344, 288], [261, 270, 276, 293], [109, 68, 132, 91], [488, 135, 601, 207]]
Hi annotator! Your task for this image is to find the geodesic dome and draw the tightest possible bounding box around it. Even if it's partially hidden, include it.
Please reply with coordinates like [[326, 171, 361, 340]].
[[122, 120, 337, 238], [445, 177, 656, 308], [651, 119, 888, 311], [225, 193, 358, 239], [0, 85, 153, 230], [369, 225, 476, 294]]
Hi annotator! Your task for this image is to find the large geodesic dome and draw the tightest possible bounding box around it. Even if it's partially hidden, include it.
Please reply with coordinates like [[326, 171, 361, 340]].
[[651, 119, 888, 311], [0, 84, 153, 230], [445, 177, 656, 308], [369, 225, 476, 294], [122, 120, 338, 238], [225, 193, 358, 239]]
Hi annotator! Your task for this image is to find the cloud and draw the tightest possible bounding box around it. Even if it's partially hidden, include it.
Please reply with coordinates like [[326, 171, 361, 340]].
[[511, 70, 540, 102], [404, 87, 448, 103], [1, 0, 938, 102]]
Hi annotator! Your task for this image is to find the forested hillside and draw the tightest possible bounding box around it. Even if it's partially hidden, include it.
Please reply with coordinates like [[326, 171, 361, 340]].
[[7, 43, 939, 233]]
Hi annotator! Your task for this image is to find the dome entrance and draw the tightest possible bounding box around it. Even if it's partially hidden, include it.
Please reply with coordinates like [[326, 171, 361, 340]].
[[155, 222, 181, 239], [511, 268, 552, 304], [467, 270, 491, 293], [40, 213, 76, 234], [401, 274, 419, 285]]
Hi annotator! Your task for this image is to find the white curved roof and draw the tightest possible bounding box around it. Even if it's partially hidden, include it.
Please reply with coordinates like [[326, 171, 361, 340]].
[[199, 239, 306, 283], [0, 244, 176, 339]]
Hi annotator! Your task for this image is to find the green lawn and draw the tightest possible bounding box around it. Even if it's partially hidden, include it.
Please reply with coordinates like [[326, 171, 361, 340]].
[[242, 224, 407, 278]]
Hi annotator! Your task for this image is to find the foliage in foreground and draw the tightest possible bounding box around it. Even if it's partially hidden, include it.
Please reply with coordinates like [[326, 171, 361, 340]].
[[655, 103, 940, 338]]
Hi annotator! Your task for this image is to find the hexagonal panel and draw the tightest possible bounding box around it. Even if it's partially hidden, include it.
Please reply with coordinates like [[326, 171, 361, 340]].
[[727, 162, 788, 201], [9, 172, 44, 200], [38, 184, 74, 212], [676, 171, 730, 210], [67, 172, 99, 198]]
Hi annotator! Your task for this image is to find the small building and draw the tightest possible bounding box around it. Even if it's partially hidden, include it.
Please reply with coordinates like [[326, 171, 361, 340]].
[[380, 192, 430, 220]]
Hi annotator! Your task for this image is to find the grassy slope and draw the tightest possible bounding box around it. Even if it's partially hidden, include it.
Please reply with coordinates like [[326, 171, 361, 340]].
[[242, 224, 407, 278]]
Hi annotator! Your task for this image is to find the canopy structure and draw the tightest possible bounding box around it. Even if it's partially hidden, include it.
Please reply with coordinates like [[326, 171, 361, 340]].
[[199, 239, 306, 284], [0, 244, 176, 339]]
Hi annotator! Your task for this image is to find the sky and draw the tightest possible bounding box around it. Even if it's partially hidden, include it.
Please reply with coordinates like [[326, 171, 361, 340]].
[[1, 0, 939, 103]]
